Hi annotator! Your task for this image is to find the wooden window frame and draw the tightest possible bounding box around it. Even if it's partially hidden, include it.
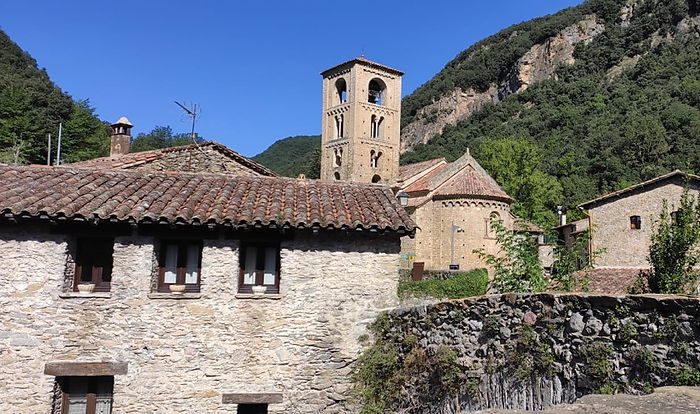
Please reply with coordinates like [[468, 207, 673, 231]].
[[59, 376, 113, 414], [157, 240, 203, 293], [630, 215, 642, 230], [73, 238, 114, 293], [238, 242, 281, 294]]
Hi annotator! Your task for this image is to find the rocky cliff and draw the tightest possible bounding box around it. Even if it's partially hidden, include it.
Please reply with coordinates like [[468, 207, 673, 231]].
[[400, 17, 604, 151]]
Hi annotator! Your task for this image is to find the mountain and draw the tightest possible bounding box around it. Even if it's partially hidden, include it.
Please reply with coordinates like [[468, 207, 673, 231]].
[[252, 135, 321, 178], [401, 0, 700, 224], [253, 0, 699, 226], [0, 29, 109, 164]]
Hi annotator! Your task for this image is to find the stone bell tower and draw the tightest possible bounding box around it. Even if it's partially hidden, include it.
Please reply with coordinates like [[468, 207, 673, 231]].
[[110, 116, 133, 157], [320, 57, 403, 185]]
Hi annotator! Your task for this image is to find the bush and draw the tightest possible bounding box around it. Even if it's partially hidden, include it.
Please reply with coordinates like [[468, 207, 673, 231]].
[[397, 269, 488, 299]]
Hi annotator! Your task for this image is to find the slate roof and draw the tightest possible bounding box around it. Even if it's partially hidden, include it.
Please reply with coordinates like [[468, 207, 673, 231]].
[[579, 170, 700, 209], [69, 141, 277, 177], [0, 165, 415, 234]]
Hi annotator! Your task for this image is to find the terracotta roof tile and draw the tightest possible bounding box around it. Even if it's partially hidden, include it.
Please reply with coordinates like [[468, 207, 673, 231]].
[[69, 141, 277, 177], [586, 268, 644, 294], [0, 165, 415, 234], [433, 165, 513, 202], [399, 158, 445, 183]]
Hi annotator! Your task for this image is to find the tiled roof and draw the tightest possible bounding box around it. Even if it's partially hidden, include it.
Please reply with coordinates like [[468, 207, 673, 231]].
[[586, 268, 644, 294], [0, 165, 415, 234], [398, 158, 445, 183], [579, 170, 700, 209], [403, 164, 447, 193], [433, 164, 513, 202], [69, 141, 277, 177]]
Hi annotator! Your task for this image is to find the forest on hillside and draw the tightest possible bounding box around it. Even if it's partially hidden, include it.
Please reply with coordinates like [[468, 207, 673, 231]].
[[401, 0, 700, 225]]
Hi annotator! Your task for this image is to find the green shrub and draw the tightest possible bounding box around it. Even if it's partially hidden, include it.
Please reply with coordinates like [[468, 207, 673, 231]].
[[673, 365, 700, 386], [397, 269, 488, 299]]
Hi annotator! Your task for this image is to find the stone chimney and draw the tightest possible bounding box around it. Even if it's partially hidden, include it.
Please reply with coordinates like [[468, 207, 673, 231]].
[[110, 116, 133, 157]]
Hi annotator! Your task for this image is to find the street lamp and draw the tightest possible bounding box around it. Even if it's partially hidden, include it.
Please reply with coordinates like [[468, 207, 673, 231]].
[[397, 192, 409, 207], [450, 223, 464, 270]]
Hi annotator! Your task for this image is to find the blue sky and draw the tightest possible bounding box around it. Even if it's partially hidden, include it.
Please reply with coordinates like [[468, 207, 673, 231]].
[[1, 0, 584, 157]]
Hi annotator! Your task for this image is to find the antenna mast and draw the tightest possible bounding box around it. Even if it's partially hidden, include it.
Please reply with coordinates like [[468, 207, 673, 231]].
[[174, 101, 198, 143]]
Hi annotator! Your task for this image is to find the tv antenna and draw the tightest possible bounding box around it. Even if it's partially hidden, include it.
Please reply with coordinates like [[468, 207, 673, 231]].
[[174, 101, 198, 143]]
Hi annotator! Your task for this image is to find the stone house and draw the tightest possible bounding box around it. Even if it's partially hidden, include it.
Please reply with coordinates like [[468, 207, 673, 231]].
[[0, 164, 414, 413], [70, 117, 277, 177], [575, 170, 700, 293]]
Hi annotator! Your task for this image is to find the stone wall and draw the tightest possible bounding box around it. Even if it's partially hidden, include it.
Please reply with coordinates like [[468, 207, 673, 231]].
[[371, 293, 700, 413], [587, 177, 699, 267], [405, 198, 512, 271], [0, 223, 401, 413]]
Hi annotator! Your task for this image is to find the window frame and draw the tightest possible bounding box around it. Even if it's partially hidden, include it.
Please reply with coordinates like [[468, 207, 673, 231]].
[[73, 237, 114, 293], [238, 242, 281, 294], [59, 376, 114, 414], [157, 240, 203, 293], [630, 215, 642, 230]]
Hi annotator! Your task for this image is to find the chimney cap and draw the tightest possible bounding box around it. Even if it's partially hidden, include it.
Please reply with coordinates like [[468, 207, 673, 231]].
[[112, 116, 133, 127]]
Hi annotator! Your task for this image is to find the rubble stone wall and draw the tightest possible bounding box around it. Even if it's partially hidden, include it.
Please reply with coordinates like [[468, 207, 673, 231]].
[[0, 223, 401, 413], [378, 293, 700, 413]]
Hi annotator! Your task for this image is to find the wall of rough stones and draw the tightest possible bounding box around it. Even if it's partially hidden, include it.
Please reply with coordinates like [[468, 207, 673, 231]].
[[130, 147, 266, 175], [0, 223, 401, 413], [376, 293, 700, 413]]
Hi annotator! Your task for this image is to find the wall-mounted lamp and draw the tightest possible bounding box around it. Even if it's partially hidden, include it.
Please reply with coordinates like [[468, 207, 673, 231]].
[[397, 192, 409, 207]]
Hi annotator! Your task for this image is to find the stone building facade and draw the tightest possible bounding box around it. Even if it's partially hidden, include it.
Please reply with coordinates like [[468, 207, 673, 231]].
[[397, 152, 546, 272], [575, 170, 700, 292], [0, 165, 415, 413], [319, 57, 403, 185], [581, 171, 700, 268]]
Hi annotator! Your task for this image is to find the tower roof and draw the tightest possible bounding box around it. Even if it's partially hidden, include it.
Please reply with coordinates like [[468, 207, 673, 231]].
[[113, 116, 133, 126], [321, 57, 404, 77]]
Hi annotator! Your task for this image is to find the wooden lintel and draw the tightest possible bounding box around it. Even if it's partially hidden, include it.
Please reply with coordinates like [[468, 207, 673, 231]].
[[44, 361, 128, 376], [222, 392, 283, 404]]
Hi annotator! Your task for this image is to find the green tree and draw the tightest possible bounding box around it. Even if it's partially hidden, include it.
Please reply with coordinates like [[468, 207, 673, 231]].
[[130, 126, 203, 153], [474, 220, 548, 293], [59, 100, 110, 163], [643, 188, 700, 294], [477, 138, 563, 226]]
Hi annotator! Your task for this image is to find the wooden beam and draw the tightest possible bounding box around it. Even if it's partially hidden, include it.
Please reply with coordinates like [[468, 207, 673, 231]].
[[222, 393, 283, 404], [44, 362, 128, 376]]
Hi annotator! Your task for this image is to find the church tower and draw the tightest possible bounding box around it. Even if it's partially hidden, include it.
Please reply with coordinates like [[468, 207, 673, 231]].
[[320, 57, 403, 185]]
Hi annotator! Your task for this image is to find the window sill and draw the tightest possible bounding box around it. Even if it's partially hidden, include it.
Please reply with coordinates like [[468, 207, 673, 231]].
[[148, 293, 202, 300], [59, 292, 111, 299], [235, 293, 282, 300]]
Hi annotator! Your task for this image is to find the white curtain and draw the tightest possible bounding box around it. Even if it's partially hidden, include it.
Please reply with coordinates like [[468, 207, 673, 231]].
[[185, 244, 199, 284], [95, 398, 112, 414], [67, 399, 87, 414], [263, 247, 276, 285], [244, 247, 257, 284], [164, 244, 178, 283]]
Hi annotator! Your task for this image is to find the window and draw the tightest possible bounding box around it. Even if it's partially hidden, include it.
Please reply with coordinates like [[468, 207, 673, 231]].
[[335, 78, 347, 104], [671, 209, 682, 225], [630, 215, 642, 230], [239, 242, 280, 294], [238, 404, 268, 414], [334, 172, 341, 180], [334, 148, 342, 167], [334, 114, 344, 138], [58, 376, 113, 414], [73, 238, 114, 292], [368, 79, 385, 105], [158, 240, 202, 292], [486, 212, 501, 238], [370, 115, 384, 139], [370, 150, 382, 168], [371, 174, 381, 183]]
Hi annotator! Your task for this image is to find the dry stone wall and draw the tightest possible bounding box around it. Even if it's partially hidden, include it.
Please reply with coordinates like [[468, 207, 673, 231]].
[[375, 293, 700, 413], [0, 223, 401, 413]]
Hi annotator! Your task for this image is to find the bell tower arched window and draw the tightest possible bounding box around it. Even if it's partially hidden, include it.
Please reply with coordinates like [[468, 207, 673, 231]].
[[335, 78, 347, 105], [370, 150, 382, 168], [334, 148, 343, 167], [334, 114, 344, 138], [370, 115, 384, 139], [368, 79, 386, 105]]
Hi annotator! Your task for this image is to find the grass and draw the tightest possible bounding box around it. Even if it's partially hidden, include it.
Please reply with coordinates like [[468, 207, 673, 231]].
[[398, 269, 489, 299]]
